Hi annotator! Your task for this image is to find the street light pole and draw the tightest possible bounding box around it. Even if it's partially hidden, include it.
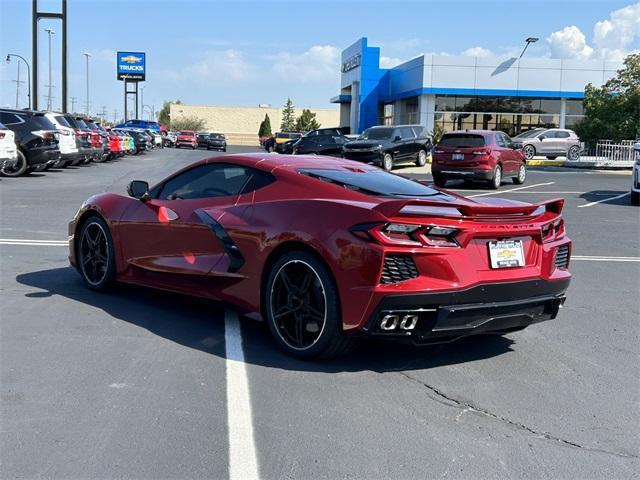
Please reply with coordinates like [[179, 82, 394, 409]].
[[6, 54, 32, 109], [44, 28, 55, 111], [83, 52, 91, 115], [140, 85, 145, 119]]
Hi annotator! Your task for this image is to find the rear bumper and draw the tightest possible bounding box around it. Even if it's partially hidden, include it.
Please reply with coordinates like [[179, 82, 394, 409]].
[[26, 146, 60, 166], [432, 166, 493, 180], [360, 278, 570, 344]]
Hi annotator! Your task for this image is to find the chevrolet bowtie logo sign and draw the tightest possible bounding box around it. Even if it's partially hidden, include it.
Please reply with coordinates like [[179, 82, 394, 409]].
[[117, 51, 146, 81], [121, 55, 142, 64]]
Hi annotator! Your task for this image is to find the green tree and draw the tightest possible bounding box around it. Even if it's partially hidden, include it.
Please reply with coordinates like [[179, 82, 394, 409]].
[[430, 123, 444, 144], [294, 109, 321, 132], [280, 98, 296, 132], [258, 113, 272, 137], [158, 100, 181, 128], [170, 115, 206, 132], [574, 53, 640, 146]]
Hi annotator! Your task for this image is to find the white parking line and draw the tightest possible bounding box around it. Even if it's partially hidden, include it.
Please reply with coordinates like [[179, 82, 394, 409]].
[[0, 238, 67, 246], [224, 310, 259, 480], [572, 255, 640, 262], [577, 192, 630, 208], [467, 182, 555, 198]]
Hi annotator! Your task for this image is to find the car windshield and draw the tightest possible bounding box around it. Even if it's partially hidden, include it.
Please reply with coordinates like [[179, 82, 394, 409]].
[[360, 128, 394, 140], [74, 118, 88, 129], [179, 131, 193, 135], [438, 134, 486, 148], [515, 129, 545, 139], [299, 168, 448, 198], [210, 134, 224, 139]]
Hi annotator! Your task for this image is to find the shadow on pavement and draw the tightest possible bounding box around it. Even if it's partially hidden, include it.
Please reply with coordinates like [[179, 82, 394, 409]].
[[580, 190, 631, 206], [17, 266, 515, 373]]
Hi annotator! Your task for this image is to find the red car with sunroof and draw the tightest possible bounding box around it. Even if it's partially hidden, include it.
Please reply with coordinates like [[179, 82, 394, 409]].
[[68, 154, 570, 359]]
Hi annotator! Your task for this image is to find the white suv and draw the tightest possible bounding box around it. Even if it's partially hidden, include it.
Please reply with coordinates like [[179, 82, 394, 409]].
[[0, 121, 18, 173], [44, 112, 81, 167], [631, 142, 640, 206]]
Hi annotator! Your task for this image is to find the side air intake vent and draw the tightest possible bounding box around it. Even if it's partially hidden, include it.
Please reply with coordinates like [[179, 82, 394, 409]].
[[381, 255, 419, 284], [555, 245, 570, 269]]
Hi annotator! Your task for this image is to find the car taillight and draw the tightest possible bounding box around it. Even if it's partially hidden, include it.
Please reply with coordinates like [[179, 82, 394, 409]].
[[472, 148, 491, 155], [351, 223, 459, 247], [0, 132, 5, 139], [542, 218, 565, 242], [31, 130, 55, 139], [58, 129, 71, 136]]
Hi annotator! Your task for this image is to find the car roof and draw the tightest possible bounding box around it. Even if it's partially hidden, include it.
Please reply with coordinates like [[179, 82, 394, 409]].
[[444, 129, 497, 136]]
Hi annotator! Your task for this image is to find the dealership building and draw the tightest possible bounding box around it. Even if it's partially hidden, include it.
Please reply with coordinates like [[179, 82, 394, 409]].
[[331, 38, 623, 135]]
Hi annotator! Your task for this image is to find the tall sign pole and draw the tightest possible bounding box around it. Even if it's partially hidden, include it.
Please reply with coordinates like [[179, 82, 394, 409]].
[[117, 52, 146, 122], [32, 0, 67, 111]]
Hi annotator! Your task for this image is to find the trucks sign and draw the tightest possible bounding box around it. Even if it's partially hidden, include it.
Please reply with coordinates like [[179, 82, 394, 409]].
[[117, 51, 146, 81]]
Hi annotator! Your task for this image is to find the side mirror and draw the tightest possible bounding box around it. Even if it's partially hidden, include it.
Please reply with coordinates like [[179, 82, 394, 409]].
[[539, 135, 545, 141], [394, 135, 402, 142], [127, 180, 150, 201]]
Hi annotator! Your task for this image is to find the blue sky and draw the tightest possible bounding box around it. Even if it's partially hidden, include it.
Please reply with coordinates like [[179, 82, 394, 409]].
[[1, 0, 638, 121]]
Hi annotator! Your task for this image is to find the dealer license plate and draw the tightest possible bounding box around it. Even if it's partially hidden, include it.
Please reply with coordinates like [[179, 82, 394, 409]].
[[452, 153, 464, 160], [488, 240, 525, 268]]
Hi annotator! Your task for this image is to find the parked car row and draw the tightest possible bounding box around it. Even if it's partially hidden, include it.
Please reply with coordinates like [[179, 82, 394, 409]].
[[0, 108, 160, 177]]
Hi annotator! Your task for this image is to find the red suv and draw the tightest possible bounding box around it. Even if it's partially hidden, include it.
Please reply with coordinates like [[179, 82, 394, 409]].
[[432, 130, 526, 189], [176, 130, 197, 149]]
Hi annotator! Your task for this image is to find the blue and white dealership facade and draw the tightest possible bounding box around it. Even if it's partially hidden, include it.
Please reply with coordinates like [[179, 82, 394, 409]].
[[332, 38, 622, 135]]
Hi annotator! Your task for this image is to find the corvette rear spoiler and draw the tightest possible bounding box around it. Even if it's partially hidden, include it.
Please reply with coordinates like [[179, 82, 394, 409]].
[[373, 198, 564, 219]]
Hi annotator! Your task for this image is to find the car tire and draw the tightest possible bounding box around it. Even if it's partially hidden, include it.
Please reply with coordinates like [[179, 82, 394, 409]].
[[1, 150, 28, 177], [513, 164, 526, 184], [382, 153, 393, 171], [523, 145, 536, 160], [416, 148, 428, 167], [222, 148, 226, 152], [264, 250, 356, 360], [631, 191, 640, 206], [489, 164, 502, 189], [546, 156, 557, 160], [568, 145, 580, 161], [432, 174, 447, 187], [77, 215, 116, 291]]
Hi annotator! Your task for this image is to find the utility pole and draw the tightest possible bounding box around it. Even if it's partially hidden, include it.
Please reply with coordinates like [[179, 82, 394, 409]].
[[100, 105, 107, 124], [69, 96, 76, 113], [12, 62, 25, 108], [113, 109, 117, 124], [140, 84, 145, 119], [44, 27, 55, 111], [83, 51, 91, 115]]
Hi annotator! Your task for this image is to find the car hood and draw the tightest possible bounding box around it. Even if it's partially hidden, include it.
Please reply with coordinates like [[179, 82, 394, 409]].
[[344, 139, 388, 149]]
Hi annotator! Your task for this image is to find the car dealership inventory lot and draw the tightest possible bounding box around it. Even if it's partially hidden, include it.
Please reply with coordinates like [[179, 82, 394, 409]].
[[1, 147, 638, 478]]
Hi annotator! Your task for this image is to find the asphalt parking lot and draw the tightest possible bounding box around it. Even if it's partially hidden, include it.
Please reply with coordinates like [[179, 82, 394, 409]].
[[1, 146, 638, 479]]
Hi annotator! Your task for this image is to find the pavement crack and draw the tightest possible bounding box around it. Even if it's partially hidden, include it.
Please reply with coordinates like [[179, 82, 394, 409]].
[[398, 371, 638, 460]]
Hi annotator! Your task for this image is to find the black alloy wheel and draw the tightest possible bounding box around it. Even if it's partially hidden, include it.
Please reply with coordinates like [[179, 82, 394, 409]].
[[265, 251, 354, 359], [78, 216, 115, 290]]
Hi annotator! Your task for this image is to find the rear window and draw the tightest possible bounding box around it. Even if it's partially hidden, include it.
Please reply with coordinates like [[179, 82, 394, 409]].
[[179, 131, 194, 135], [30, 115, 56, 130], [55, 115, 71, 128], [299, 168, 448, 198], [438, 134, 486, 148]]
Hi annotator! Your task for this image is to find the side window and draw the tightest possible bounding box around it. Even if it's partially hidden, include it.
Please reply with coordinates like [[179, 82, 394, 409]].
[[502, 134, 514, 148], [400, 127, 415, 139], [411, 126, 425, 138], [544, 131, 556, 139], [241, 170, 275, 194], [158, 163, 253, 200], [495, 134, 506, 148], [557, 131, 570, 139], [0, 112, 19, 125]]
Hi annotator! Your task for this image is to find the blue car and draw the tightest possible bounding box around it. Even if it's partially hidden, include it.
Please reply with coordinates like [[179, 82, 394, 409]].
[[115, 119, 164, 134]]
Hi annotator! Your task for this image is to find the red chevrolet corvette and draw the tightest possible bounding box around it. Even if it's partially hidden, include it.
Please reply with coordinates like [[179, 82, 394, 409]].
[[68, 154, 571, 359]]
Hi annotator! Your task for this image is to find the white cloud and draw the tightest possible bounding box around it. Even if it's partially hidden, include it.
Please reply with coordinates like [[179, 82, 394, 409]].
[[546, 3, 640, 60], [461, 46, 493, 58], [162, 49, 254, 84], [380, 56, 403, 68], [269, 45, 340, 83], [547, 25, 595, 59]]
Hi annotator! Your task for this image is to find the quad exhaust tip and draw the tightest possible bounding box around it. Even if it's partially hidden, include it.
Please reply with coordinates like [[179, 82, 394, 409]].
[[380, 314, 418, 331]]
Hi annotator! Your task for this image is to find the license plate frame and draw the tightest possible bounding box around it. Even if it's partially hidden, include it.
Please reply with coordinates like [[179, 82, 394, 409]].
[[488, 240, 525, 269], [452, 153, 464, 160]]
